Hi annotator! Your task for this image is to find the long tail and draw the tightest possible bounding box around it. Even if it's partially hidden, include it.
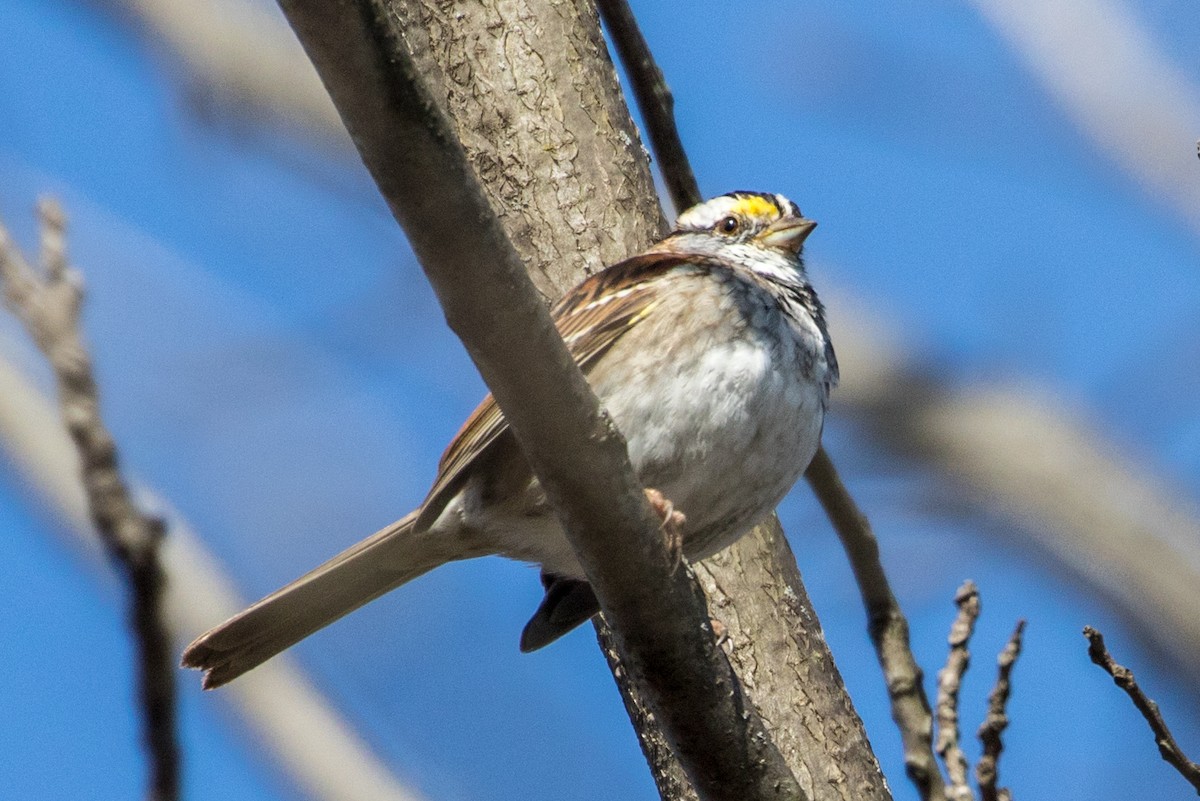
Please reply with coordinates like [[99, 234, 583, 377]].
[[183, 511, 441, 688]]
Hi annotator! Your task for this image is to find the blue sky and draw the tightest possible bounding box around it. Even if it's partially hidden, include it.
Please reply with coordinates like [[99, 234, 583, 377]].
[[2, 1, 1199, 800]]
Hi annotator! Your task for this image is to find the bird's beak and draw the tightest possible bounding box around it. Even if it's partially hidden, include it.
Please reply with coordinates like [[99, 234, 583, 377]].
[[759, 218, 817, 253]]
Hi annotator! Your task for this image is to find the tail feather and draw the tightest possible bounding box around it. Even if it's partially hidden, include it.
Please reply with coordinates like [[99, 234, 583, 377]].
[[519, 575, 600, 652], [183, 511, 439, 688]]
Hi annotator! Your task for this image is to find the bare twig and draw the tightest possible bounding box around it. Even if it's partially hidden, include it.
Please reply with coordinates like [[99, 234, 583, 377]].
[[807, 447, 946, 799], [594, 0, 700, 215], [976, 620, 1025, 801], [0, 200, 180, 801], [273, 2, 805, 799], [937, 581, 981, 801], [1083, 626, 1200, 793]]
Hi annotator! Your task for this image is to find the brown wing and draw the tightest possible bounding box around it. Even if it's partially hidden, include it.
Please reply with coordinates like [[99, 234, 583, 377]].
[[412, 251, 694, 530]]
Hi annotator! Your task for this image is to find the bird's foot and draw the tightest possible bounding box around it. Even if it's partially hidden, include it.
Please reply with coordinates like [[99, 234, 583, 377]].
[[643, 487, 686, 571]]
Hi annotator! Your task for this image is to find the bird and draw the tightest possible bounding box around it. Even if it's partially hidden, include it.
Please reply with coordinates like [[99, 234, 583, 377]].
[[182, 191, 838, 689]]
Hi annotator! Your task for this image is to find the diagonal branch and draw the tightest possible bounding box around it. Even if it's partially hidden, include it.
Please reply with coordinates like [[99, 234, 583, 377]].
[[0, 200, 180, 801], [976, 620, 1025, 801], [1083, 626, 1200, 793], [271, 1, 804, 799], [594, 0, 700, 214], [807, 448, 946, 799]]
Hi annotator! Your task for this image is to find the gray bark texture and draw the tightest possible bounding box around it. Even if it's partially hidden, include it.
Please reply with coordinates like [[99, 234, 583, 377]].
[[694, 520, 890, 799], [279, 0, 892, 798], [392, 0, 665, 294], [602, 518, 892, 801]]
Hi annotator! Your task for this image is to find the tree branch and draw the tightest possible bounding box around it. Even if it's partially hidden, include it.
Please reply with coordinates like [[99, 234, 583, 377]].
[[594, 0, 700, 214], [936, 581, 981, 801], [976, 620, 1025, 801], [272, 1, 804, 798], [0, 200, 180, 801], [807, 448, 946, 799], [1083, 626, 1200, 793]]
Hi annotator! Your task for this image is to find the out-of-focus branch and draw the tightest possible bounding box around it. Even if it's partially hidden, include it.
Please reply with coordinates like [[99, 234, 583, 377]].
[[0, 200, 179, 801], [115, 0, 346, 144], [969, 0, 1200, 239], [936, 582, 980, 801], [1083, 627, 1200, 793], [272, 2, 805, 799], [0, 327, 427, 801], [976, 621, 1025, 801]]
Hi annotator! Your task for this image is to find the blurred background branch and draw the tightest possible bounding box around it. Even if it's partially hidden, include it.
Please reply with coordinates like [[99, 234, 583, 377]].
[[0, 314, 425, 801], [969, 0, 1200, 237], [0, 200, 180, 801], [111, 0, 346, 146]]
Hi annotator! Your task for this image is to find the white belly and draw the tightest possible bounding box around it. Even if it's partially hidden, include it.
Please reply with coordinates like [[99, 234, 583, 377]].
[[454, 268, 832, 580], [603, 336, 826, 561]]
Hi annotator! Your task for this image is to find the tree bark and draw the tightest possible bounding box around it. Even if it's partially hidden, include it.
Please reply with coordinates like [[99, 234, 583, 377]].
[[390, 0, 665, 295]]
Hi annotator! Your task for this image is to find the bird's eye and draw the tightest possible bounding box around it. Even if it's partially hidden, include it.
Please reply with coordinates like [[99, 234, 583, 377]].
[[718, 216, 740, 235]]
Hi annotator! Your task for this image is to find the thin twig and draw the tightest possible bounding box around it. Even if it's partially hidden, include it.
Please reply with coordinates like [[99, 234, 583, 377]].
[[976, 620, 1025, 801], [937, 581, 980, 801], [0, 200, 180, 801], [1083, 626, 1200, 793], [594, 0, 701, 214], [807, 447, 946, 800]]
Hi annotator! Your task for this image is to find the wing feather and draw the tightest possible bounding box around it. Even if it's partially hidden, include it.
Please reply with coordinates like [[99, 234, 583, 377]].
[[413, 252, 691, 529]]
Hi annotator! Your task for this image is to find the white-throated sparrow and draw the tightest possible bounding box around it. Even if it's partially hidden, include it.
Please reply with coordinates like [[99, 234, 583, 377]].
[[184, 191, 838, 688]]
